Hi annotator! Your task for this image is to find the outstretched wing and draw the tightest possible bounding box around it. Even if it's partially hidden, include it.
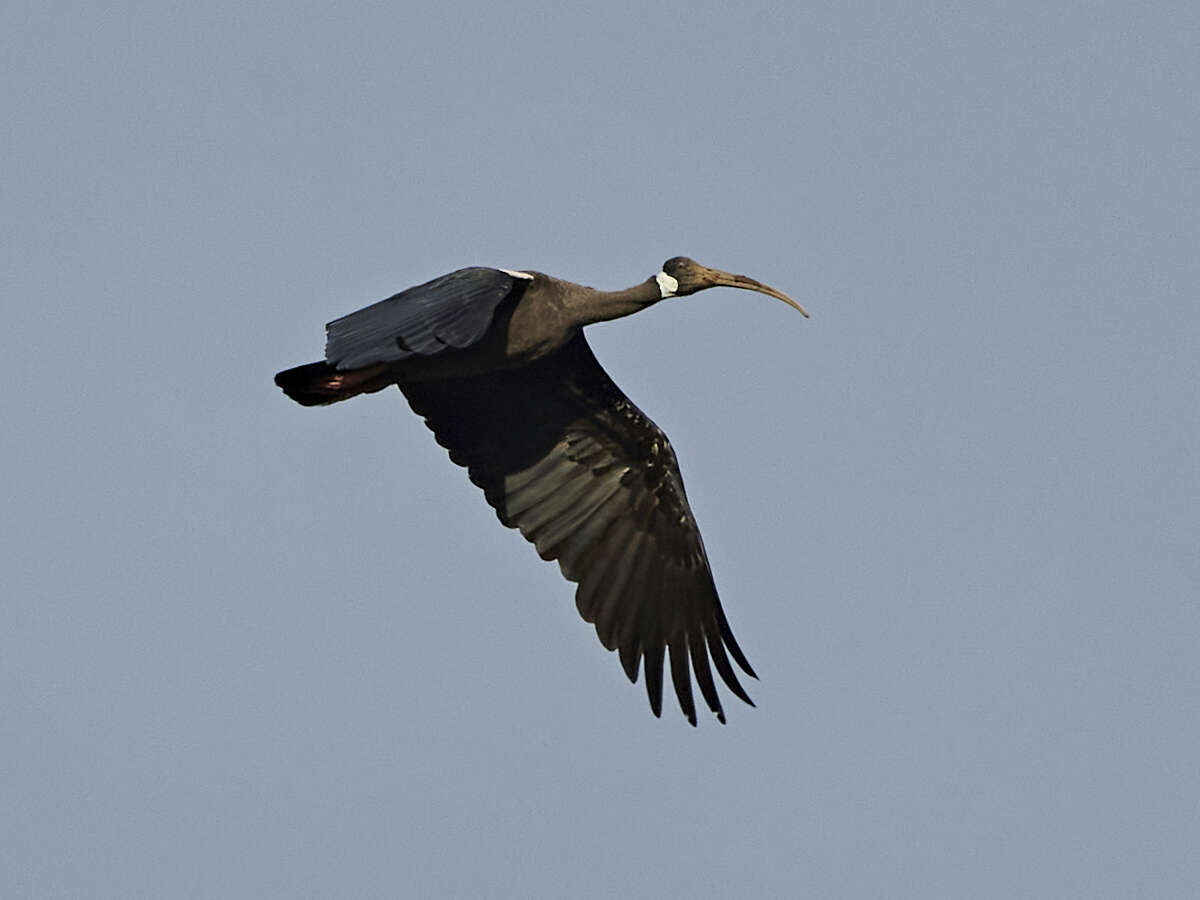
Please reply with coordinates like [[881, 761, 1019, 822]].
[[326, 267, 529, 369], [400, 333, 757, 725]]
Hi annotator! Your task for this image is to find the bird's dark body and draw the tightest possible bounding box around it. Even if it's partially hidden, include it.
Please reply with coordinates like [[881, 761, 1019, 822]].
[[276, 258, 805, 724]]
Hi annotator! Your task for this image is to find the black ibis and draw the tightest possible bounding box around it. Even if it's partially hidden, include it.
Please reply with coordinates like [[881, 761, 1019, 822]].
[[275, 257, 807, 725]]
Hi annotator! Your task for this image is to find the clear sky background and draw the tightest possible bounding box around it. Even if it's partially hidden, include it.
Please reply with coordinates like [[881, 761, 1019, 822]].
[[4, 2, 1197, 897]]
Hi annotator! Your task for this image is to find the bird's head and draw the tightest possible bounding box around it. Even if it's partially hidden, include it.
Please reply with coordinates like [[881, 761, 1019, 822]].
[[656, 257, 808, 316]]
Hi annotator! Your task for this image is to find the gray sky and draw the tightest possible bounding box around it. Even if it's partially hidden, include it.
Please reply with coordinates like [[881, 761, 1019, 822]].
[[4, 2, 1198, 897]]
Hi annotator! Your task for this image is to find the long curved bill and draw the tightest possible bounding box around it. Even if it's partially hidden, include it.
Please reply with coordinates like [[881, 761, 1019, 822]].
[[709, 268, 809, 318]]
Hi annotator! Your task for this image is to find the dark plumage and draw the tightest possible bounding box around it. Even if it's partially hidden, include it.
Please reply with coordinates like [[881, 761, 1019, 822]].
[[275, 257, 807, 724]]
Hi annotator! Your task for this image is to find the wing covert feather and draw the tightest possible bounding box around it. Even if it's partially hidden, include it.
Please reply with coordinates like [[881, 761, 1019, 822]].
[[326, 267, 523, 369]]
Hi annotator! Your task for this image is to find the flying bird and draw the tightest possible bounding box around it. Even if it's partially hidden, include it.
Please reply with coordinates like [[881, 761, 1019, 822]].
[[275, 257, 807, 724]]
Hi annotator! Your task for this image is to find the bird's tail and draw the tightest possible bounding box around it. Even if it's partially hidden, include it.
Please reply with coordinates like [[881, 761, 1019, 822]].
[[274, 361, 395, 406]]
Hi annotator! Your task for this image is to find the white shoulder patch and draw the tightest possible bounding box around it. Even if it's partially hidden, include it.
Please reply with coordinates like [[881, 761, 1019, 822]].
[[500, 268, 534, 280], [656, 271, 679, 298]]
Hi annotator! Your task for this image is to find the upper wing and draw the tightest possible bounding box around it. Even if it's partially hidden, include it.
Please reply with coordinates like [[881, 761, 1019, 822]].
[[325, 267, 528, 369], [400, 333, 757, 725]]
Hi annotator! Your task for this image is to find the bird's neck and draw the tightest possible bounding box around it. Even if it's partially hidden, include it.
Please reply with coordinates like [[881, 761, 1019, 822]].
[[572, 278, 664, 327]]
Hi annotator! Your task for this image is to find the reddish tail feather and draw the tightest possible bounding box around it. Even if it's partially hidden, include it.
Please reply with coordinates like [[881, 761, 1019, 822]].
[[274, 361, 395, 406]]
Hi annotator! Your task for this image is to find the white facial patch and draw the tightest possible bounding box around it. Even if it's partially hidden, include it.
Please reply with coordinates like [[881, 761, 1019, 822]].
[[656, 271, 679, 298], [501, 268, 534, 280]]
